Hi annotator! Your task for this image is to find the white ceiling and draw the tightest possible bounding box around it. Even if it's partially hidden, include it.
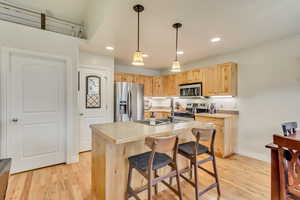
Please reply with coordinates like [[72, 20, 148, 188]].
[[5, 0, 300, 69], [3, 0, 88, 23], [81, 0, 300, 69]]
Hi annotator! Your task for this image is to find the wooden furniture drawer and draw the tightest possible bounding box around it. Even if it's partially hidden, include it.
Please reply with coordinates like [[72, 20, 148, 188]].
[[195, 116, 224, 127]]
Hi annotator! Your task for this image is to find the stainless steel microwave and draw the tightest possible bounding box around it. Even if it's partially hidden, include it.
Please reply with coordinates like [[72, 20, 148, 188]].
[[179, 82, 202, 97]]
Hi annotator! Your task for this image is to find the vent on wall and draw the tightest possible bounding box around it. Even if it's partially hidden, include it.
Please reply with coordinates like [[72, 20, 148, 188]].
[[0, 2, 85, 38]]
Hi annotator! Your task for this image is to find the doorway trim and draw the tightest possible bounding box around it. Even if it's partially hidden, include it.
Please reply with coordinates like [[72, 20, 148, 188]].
[[0, 47, 76, 164]]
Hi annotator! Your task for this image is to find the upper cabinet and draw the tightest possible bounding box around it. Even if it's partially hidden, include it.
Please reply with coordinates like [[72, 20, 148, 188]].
[[143, 76, 153, 97], [203, 62, 237, 96], [152, 76, 164, 97], [114, 72, 153, 97], [163, 74, 178, 96], [114, 62, 237, 97], [218, 62, 238, 96]]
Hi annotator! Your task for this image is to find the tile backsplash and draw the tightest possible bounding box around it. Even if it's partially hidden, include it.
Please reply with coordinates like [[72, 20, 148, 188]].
[[145, 97, 238, 111]]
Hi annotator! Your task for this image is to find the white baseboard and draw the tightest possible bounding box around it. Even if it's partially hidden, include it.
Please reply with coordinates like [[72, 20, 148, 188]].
[[237, 150, 270, 163], [67, 154, 79, 164]]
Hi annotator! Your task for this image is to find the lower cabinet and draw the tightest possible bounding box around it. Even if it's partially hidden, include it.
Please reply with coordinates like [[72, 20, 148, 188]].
[[195, 114, 237, 158], [144, 111, 170, 119]]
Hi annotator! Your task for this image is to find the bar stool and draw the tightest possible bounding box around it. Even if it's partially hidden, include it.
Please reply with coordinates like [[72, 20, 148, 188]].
[[126, 135, 183, 200], [178, 128, 220, 200]]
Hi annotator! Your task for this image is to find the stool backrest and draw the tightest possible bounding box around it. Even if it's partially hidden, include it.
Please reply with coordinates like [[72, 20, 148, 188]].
[[282, 122, 298, 136], [145, 135, 179, 171], [273, 135, 300, 199], [192, 128, 216, 153], [145, 135, 178, 154]]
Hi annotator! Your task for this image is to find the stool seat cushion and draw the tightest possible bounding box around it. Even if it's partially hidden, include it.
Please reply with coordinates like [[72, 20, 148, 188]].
[[128, 152, 172, 171], [178, 141, 209, 156]]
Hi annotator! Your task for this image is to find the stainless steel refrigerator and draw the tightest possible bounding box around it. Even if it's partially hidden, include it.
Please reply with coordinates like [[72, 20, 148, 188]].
[[114, 82, 144, 122]]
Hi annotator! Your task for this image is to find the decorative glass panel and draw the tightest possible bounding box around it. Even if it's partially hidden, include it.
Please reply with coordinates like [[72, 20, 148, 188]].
[[86, 76, 101, 108]]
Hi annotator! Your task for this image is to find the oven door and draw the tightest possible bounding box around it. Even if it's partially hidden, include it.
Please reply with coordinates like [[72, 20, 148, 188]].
[[174, 112, 195, 121]]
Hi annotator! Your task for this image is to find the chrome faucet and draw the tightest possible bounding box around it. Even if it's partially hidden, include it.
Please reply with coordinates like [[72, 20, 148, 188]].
[[169, 98, 175, 123]]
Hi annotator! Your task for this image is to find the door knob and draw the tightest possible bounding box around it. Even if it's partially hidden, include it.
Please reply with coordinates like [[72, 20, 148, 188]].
[[12, 118, 18, 122]]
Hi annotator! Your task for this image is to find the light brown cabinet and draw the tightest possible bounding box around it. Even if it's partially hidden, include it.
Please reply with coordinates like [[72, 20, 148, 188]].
[[114, 62, 237, 97], [163, 74, 178, 96], [114, 72, 153, 97], [144, 111, 170, 119], [195, 114, 237, 158], [203, 62, 237, 96], [152, 76, 164, 97], [143, 76, 153, 97]]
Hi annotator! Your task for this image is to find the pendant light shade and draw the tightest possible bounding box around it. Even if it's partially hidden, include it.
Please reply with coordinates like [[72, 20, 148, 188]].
[[132, 51, 144, 66], [132, 4, 144, 66], [170, 23, 182, 72], [171, 61, 181, 72]]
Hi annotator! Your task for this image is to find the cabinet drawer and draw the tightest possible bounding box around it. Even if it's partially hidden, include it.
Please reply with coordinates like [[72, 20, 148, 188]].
[[195, 116, 224, 127]]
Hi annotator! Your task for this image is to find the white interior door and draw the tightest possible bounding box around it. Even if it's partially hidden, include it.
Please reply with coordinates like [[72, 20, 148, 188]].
[[78, 68, 112, 152], [7, 53, 66, 173]]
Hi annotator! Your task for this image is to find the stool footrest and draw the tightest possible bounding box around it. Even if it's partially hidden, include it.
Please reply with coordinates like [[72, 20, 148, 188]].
[[198, 183, 218, 196]]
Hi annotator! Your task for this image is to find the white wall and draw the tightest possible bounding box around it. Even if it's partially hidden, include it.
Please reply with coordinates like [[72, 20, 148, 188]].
[[0, 20, 80, 162], [79, 51, 115, 122], [165, 35, 300, 161], [115, 63, 161, 76], [79, 51, 114, 67]]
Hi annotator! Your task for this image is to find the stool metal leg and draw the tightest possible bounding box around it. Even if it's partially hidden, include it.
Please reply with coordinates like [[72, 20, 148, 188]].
[[175, 160, 183, 200], [126, 165, 133, 200], [148, 169, 153, 200], [212, 155, 221, 196], [190, 159, 193, 179], [194, 159, 200, 200], [154, 169, 158, 195]]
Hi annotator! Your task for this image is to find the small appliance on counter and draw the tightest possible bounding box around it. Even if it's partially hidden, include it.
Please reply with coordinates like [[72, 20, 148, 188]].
[[208, 103, 217, 114], [186, 103, 209, 113]]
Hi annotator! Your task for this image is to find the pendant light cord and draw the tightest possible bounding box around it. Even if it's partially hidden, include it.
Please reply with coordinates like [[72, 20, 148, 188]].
[[175, 27, 178, 61], [137, 10, 140, 51]]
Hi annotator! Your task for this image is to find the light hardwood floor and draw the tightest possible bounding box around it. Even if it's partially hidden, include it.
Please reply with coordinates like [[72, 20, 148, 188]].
[[6, 152, 270, 200]]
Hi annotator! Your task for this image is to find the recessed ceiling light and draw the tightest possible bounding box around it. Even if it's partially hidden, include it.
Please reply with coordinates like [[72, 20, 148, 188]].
[[106, 46, 114, 50], [142, 54, 149, 58], [211, 37, 221, 43], [176, 51, 184, 55]]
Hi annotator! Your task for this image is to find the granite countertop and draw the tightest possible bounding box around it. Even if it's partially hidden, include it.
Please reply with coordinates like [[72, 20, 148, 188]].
[[90, 121, 214, 144], [194, 113, 235, 118], [145, 109, 171, 112]]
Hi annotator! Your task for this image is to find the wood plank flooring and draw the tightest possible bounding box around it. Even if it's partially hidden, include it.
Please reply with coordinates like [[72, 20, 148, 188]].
[[6, 152, 270, 200]]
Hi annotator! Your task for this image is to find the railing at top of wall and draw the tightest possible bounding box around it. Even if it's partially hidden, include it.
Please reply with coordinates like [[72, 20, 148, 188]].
[[0, 2, 85, 38]]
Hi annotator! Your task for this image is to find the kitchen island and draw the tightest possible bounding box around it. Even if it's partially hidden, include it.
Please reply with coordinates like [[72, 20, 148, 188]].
[[90, 121, 214, 200]]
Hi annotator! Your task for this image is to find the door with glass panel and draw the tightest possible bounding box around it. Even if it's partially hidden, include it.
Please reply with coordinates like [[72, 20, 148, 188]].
[[78, 68, 111, 152]]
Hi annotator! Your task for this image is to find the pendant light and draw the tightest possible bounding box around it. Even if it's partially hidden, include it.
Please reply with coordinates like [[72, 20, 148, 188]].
[[132, 4, 144, 66], [170, 23, 182, 72]]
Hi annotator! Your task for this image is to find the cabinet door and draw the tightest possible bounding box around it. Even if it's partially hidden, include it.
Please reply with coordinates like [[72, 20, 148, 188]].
[[203, 66, 218, 96], [218, 63, 237, 96], [186, 70, 194, 83], [168, 74, 179, 96], [152, 76, 164, 97], [144, 112, 150, 119], [195, 116, 224, 157], [144, 76, 153, 97], [114, 72, 124, 82], [175, 72, 187, 85]]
